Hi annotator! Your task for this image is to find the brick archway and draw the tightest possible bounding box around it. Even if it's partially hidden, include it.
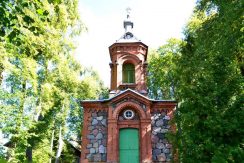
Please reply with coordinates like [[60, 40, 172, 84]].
[[119, 54, 141, 65], [107, 101, 152, 163], [112, 101, 147, 119]]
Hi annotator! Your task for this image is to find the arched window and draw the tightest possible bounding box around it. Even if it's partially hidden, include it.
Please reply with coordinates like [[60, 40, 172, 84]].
[[122, 63, 135, 83]]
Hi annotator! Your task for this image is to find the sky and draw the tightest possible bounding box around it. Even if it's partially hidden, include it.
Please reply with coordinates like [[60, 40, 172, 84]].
[[74, 0, 196, 87]]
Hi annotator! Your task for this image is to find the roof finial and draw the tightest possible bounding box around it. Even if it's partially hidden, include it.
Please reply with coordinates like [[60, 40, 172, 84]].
[[117, 8, 140, 42], [126, 7, 131, 19], [124, 7, 133, 32]]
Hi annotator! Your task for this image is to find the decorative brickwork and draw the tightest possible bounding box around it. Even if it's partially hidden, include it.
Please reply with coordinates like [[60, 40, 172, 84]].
[[80, 11, 177, 163], [81, 90, 176, 163], [118, 109, 140, 121]]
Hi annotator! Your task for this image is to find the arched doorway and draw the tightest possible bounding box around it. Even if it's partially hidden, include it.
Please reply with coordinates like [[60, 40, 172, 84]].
[[119, 128, 139, 163], [107, 101, 152, 162]]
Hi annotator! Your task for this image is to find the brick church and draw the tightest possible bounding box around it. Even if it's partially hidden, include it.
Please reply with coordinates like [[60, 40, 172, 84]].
[[81, 9, 177, 163]]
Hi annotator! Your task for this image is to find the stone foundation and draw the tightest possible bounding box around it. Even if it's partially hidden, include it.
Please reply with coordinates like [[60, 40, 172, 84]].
[[83, 108, 173, 163], [85, 110, 108, 162], [151, 110, 172, 162]]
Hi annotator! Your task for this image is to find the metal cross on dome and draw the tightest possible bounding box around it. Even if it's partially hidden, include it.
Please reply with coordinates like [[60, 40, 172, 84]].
[[126, 7, 131, 19]]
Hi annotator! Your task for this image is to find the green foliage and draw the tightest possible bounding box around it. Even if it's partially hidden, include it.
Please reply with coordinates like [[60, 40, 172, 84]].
[[172, 1, 244, 162], [147, 1, 243, 162], [60, 140, 80, 163], [0, 158, 7, 163], [0, 0, 105, 162], [32, 138, 50, 163], [147, 38, 183, 100]]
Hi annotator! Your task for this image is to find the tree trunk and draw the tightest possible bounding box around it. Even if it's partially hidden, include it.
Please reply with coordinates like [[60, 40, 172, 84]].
[[50, 129, 55, 163], [0, 64, 3, 84], [21, 82, 33, 163], [26, 147, 32, 163], [55, 127, 64, 163]]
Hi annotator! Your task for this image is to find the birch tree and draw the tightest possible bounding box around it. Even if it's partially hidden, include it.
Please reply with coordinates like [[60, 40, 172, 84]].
[[0, 0, 107, 162]]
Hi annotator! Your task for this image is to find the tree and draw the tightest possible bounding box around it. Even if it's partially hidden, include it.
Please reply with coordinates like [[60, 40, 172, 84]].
[[0, 0, 106, 162], [173, 1, 244, 162], [147, 38, 183, 100]]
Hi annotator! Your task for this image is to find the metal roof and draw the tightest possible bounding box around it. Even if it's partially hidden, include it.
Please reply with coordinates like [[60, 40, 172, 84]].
[[82, 89, 177, 103]]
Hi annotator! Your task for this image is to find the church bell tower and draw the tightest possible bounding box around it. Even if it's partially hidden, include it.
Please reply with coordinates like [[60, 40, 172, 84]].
[[80, 8, 177, 163], [109, 8, 148, 96]]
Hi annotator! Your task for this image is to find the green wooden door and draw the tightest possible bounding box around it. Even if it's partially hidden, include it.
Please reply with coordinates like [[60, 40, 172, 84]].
[[119, 128, 139, 163]]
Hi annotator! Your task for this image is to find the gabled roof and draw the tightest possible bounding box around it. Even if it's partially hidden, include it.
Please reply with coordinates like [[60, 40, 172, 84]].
[[82, 89, 176, 103]]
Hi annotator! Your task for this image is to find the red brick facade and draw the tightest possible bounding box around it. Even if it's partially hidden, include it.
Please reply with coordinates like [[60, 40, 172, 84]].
[[80, 11, 177, 163], [109, 42, 148, 94], [81, 90, 176, 163]]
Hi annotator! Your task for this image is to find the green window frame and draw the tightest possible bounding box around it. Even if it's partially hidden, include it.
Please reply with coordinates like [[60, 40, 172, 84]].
[[122, 63, 135, 83]]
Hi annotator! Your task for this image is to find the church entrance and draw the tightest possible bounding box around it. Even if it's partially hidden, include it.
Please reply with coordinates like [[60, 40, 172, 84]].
[[119, 128, 139, 163]]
